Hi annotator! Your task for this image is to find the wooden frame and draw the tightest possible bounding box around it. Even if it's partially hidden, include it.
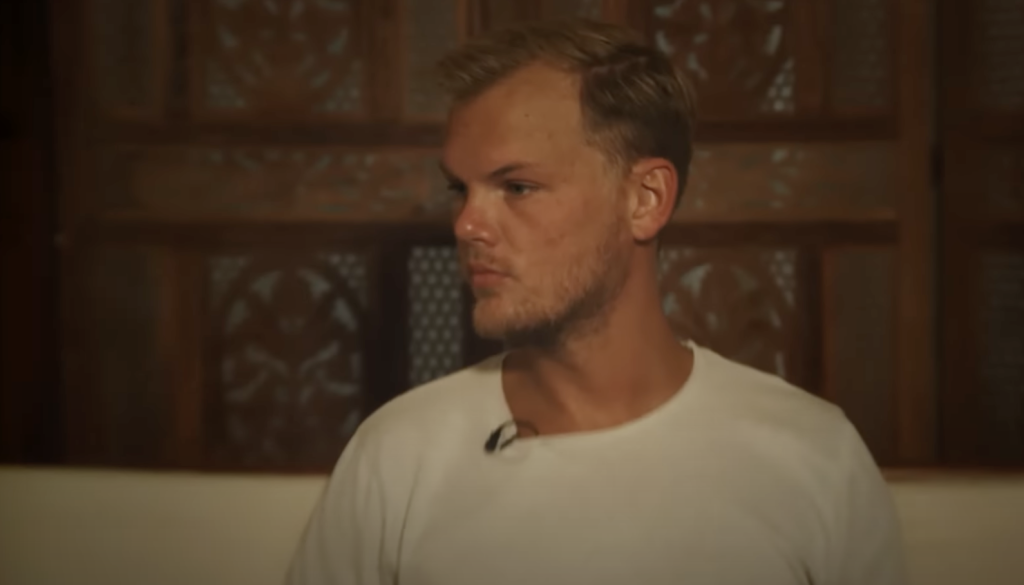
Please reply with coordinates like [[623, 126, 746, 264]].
[[893, 0, 938, 465]]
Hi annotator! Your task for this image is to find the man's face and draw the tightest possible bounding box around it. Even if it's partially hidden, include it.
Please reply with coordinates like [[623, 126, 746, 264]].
[[441, 63, 634, 346]]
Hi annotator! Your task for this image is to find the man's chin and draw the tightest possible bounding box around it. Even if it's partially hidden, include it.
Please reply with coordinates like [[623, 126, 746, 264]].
[[473, 311, 563, 350], [471, 305, 522, 342], [470, 311, 512, 342]]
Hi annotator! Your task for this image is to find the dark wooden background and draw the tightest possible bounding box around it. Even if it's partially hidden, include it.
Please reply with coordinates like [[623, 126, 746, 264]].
[[1, 0, 1021, 472]]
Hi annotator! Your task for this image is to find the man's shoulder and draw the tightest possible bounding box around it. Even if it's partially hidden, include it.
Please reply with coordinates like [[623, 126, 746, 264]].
[[693, 346, 877, 497], [694, 346, 854, 449]]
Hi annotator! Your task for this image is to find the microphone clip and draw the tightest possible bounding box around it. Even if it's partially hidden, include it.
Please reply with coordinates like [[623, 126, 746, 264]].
[[484, 419, 539, 454]]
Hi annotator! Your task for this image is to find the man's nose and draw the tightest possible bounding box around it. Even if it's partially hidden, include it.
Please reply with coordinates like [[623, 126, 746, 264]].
[[453, 189, 497, 245]]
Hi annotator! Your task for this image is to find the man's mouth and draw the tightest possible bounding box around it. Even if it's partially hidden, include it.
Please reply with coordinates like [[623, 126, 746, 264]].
[[465, 263, 508, 288]]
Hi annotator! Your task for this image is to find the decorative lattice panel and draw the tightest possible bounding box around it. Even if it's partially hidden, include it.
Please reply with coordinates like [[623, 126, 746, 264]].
[[105, 148, 451, 219], [651, 0, 793, 118], [92, 0, 162, 115], [976, 0, 1024, 110], [404, 0, 460, 119], [658, 247, 802, 385], [195, 0, 365, 117], [826, 248, 895, 461], [85, 247, 165, 464], [831, 0, 891, 112], [408, 246, 464, 387], [680, 143, 896, 216], [978, 252, 1024, 462], [207, 251, 370, 468]]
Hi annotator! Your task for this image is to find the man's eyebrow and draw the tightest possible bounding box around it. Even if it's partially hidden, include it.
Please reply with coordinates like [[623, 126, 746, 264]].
[[437, 161, 536, 182]]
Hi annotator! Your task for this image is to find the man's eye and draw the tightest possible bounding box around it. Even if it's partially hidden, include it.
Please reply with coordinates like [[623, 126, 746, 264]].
[[505, 182, 536, 196], [447, 182, 467, 198]]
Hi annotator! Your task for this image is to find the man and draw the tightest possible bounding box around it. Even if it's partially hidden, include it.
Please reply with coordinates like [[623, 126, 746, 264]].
[[287, 18, 906, 585]]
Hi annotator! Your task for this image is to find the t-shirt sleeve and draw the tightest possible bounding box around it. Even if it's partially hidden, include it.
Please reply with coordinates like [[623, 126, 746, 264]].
[[829, 421, 908, 585], [285, 429, 392, 585]]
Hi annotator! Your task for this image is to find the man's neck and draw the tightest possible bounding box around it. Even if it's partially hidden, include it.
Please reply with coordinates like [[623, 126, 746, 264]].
[[502, 275, 693, 435]]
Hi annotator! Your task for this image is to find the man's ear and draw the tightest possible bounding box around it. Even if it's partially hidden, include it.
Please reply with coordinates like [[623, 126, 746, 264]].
[[627, 158, 678, 242]]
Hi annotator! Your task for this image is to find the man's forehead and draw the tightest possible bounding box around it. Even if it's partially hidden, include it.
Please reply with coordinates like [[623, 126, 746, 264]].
[[452, 64, 582, 127], [440, 123, 554, 177], [490, 61, 580, 99], [443, 69, 585, 167]]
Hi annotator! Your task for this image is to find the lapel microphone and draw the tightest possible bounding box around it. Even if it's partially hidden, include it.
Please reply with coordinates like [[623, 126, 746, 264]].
[[484, 419, 540, 453]]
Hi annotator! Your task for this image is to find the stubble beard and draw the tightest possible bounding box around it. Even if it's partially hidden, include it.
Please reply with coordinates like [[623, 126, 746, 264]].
[[470, 222, 632, 350]]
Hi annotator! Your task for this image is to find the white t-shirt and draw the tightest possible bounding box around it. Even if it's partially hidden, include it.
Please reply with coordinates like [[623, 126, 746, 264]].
[[287, 343, 906, 585]]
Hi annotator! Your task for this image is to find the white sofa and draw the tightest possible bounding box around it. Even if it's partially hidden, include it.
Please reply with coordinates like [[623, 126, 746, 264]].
[[2, 466, 1023, 585]]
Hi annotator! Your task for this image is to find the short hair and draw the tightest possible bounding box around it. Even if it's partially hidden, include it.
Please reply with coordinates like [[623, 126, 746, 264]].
[[436, 18, 697, 210]]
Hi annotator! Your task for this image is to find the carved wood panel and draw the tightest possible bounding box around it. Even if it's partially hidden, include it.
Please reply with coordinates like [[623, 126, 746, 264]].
[[102, 147, 452, 220], [205, 249, 372, 468], [658, 246, 808, 387], [191, 0, 368, 119], [680, 142, 896, 218], [651, 0, 894, 121], [652, 0, 795, 118]]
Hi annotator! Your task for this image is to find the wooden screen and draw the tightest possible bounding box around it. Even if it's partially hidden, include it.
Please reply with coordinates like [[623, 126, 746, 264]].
[[50, 0, 935, 471], [941, 0, 1024, 466], [645, 0, 933, 466]]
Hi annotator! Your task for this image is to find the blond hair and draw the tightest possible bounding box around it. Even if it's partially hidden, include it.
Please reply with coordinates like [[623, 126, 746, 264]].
[[436, 18, 697, 208]]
